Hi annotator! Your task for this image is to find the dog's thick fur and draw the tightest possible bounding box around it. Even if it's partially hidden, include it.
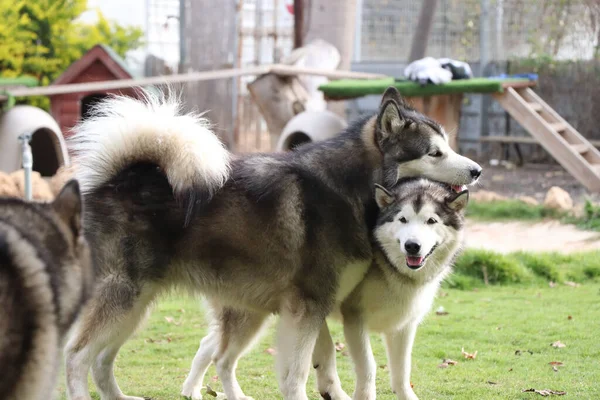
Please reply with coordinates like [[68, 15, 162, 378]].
[[182, 179, 468, 400], [65, 87, 481, 400], [0, 181, 93, 400]]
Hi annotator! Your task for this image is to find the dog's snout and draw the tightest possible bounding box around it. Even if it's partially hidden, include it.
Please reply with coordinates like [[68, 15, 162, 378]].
[[470, 167, 482, 179], [404, 240, 421, 255]]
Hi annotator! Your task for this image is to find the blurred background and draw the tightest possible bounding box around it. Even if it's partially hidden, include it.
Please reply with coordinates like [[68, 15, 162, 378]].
[[1, 0, 600, 204]]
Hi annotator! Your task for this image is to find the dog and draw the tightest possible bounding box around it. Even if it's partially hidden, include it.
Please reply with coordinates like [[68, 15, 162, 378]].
[[0, 180, 93, 400], [64, 86, 481, 400], [181, 178, 468, 400]]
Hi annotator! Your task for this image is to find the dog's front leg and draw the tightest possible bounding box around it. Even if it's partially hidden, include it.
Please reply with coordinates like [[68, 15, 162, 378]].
[[276, 296, 325, 400], [383, 323, 418, 400], [343, 315, 376, 400], [312, 322, 351, 400]]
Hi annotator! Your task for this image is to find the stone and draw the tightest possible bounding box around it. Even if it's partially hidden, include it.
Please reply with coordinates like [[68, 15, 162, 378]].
[[543, 186, 573, 212], [518, 196, 539, 206], [471, 190, 508, 203]]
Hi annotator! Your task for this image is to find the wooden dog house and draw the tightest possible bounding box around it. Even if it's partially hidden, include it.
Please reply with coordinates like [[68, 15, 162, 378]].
[[49, 44, 141, 137]]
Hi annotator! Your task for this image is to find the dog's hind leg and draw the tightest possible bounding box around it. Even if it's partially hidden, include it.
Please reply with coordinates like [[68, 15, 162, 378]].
[[181, 325, 220, 400], [213, 308, 269, 400], [65, 280, 157, 400], [312, 322, 351, 400]]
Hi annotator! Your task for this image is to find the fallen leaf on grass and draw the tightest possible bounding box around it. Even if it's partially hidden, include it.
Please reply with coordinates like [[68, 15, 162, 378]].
[[438, 359, 458, 368], [551, 341, 566, 348], [410, 382, 414, 388], [164, 316, 181, 326], [548, 361, 564, 366], [265, 348, 276, 355], [435, 306, 449, 316], [379, 364, 388, 370], [487, 381, 497, 385], [567, 315, 573, 320], [205, 385, 218, 397], [508, 368, 513, 372], [564, 281, 580, 287], [462, 347, 478, 359], [515, 350, 521, 356], [522, 388, 566, 396], [553, 366, 559, 372], [335, 342, 345, 352]]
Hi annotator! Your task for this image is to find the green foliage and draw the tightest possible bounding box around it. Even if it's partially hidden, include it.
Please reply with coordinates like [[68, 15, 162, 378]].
[[453, 249, 535, 285], [0, 0, 143, 109], [449, 249, 600, 290], [467, 200, 554, 221]]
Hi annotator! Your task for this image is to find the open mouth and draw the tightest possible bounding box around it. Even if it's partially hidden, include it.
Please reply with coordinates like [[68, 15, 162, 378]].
[[405, 245, 437, 270]]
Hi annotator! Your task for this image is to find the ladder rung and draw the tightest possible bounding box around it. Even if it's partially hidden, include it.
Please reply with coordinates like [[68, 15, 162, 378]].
[[571, 144, 589, 154], [528, 102, 542, 112], [549, 122, 567, 132]]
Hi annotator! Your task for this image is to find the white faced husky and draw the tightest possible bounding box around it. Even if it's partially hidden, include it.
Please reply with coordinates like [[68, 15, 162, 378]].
[[182, 178, 468, 400]]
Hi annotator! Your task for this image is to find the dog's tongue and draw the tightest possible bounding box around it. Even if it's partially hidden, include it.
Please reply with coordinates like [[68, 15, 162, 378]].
[[451, 185, 466, 192], [406, 256, 423, 266]]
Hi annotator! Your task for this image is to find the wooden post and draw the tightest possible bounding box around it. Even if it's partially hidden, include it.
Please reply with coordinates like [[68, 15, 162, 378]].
[[408, 0, 439, 62], [294, 0, 304, 48]]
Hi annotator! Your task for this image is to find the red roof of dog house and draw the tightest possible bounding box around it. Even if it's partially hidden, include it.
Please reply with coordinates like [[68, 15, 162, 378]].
[[49, 44, 141, 137]]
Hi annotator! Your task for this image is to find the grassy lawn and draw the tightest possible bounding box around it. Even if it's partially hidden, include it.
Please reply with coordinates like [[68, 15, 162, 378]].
[[55, 282, 600, 400]]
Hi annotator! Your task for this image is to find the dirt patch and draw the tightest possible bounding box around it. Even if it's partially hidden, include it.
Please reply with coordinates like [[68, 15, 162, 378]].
[[473, 163, 600, 205], [465, 220, 600, 254]]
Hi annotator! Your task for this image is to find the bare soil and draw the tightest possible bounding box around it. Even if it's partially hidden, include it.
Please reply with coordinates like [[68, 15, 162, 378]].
[[466, 163, 600, 253], [472, 163, 600, 204]]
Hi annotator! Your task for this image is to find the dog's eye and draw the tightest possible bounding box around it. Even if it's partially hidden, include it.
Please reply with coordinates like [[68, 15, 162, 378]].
[[399, 217, 408, 223], [429, 150, 443, 158], [427, 218, 437, 225]]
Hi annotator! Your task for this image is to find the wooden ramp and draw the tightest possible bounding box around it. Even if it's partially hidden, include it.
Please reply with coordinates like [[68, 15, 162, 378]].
[[493, 87, 600, 192]]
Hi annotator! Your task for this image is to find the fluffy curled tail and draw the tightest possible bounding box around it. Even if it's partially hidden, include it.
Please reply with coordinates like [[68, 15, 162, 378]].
[[69, 89, 231, 225]]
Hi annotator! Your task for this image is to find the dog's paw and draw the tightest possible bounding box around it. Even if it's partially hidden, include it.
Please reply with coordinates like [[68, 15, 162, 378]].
[[320, 389, 352, 400], [395, 388, 419, 400]]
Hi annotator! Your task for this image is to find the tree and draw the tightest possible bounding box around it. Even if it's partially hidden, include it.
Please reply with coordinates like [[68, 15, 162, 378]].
[[0, 0, 143, 108]]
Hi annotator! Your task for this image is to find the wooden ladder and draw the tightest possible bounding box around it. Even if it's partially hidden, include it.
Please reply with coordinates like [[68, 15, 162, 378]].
[[493, 87, 600, 192]]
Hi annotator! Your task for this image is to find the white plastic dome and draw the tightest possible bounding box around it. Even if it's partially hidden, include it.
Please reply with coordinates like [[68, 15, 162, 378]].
[[0, 105, 70, 175]]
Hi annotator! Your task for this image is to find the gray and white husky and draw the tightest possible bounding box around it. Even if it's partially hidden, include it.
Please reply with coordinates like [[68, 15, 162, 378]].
[[65, 87, 480, 400], [0, 181, 93, 400], [182, 178, 468, 400]]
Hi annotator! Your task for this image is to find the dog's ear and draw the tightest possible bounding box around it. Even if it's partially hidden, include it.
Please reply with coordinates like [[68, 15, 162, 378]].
[[374, 184, 395, 209], [446, 190, 469, 212], [377, 100, 405, 141], [53, 179, 82, 237], [380, 86, 408, 109]]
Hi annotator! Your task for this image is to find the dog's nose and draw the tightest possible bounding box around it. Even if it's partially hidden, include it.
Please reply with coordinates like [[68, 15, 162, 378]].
[[404, 241, 421, 255], [470, 167, 482, 179]]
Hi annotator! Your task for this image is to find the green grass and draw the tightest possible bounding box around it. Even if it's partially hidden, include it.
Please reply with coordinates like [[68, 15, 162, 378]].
[[466, 200, 554, 222], [445, 249, 600, 290], [466, 199, 600, 232], [54, 283, 600, 400]]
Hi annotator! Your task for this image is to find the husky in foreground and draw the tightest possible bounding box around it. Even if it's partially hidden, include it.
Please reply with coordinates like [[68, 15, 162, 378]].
[[182, 178, 468, 400], [0, 181, 93, 400], [65, 87, 481, 400]]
